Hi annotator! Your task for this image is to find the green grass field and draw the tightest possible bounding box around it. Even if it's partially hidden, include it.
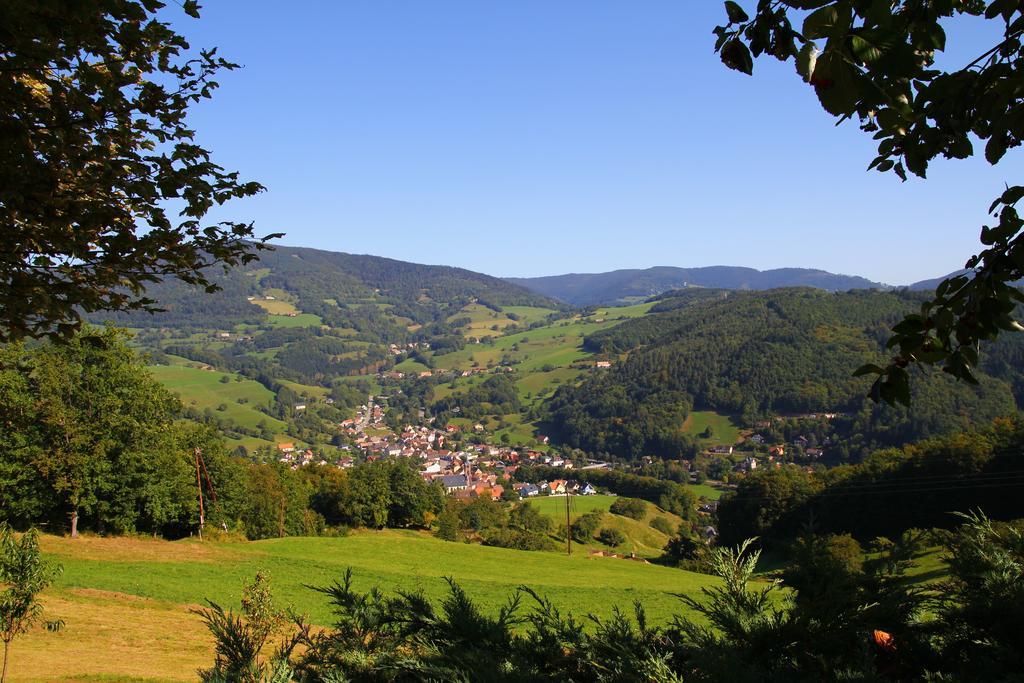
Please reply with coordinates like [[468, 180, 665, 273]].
[[529, 494, 623, 520], [589, 302, 656, 320], [501, 305, 559, 325], [266, 312, 323, 328], [683, 410, 744, 445], [148, 365, 287, 434], [276, 379, 330, 399], [516, 367, 580, 403], [19, 531, 723, 680], [687, 483, 725, 501], [393, 358, 431, 374], [447, 303, 517, 337], [252, 297, 299, 316], [44, 530, 717, 625], [489, 413, 542, 447]]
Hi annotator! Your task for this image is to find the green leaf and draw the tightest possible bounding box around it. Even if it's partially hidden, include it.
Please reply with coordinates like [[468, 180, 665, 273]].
[[803, 2, 852, 41], [985, 132, 1008, 164], [724, 1, 749, 23], [720, 39, 754, 75], [809, 48, 861, 116], [853, 363, 885, 376]]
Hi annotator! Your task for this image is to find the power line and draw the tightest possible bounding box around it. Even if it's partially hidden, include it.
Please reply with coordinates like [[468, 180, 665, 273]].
[[719, 478, 1024, 504]]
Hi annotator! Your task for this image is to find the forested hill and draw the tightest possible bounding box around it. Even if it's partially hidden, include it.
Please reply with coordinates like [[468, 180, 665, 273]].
[[544, 288, 1021, 462], [506, 266, 888, 305], [92, 244, 562, 328]]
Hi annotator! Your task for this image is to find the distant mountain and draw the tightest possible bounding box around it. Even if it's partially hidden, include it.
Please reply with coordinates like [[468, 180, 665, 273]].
[[92, 243, 562, 329], [906, 269, 972, 292], [505, 266, 888, 306]]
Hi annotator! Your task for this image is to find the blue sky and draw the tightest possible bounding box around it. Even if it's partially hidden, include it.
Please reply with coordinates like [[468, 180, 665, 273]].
[[179, 2, 1020, 285]]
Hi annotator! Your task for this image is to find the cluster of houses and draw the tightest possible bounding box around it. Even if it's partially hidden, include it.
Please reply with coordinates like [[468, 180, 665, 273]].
[[276, 442, 331, 467], [378, 365, 516, 382], [699, 431, 828, 476], [338, 400, 385, 433], [387, 342, 428, 356], [511, 479, 597, 498], [279, 402, 593, 500]]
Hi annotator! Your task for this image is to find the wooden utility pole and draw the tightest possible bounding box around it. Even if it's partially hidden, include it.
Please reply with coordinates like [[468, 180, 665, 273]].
[[565, 489, 572, 556], [194, 447, 205, 540]]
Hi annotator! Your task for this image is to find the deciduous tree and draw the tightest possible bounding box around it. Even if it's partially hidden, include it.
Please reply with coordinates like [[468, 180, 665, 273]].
[[0, 1, 279, 342]]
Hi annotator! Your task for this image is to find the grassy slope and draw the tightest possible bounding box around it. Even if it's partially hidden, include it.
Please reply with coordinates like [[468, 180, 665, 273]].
[[423, 304, 654, 445], [276, 379, 331, 399], [252, 297, 299, 315], [590, 302, 656, 319], [41, 531, 718, 624], [21, 531, 722, 681], [393, 358, 431, 373], [682, 410, 744, 445], [148, 365, 287, 434], [526, 495, 684, 558], [447, 303, 520, 337]]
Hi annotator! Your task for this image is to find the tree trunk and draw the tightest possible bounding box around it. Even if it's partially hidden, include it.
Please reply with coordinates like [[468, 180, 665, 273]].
[[70, 508, 79, 539], [2, 639, 10, 683]]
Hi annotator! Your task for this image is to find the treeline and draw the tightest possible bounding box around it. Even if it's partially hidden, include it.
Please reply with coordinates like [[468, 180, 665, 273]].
[[515, 465, 696, 518], [0, 328, 442, 539], [716, 416, 1024, 546], [435, 497, 559, 551], [546, 288, 1019, 462], [543, 380, 697, 459], [433, 374, 521, 419], [89, 266, 267, 329]]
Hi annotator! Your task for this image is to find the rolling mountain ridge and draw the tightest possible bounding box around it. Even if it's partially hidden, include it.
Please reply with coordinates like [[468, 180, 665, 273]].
[[505, 266, 890, 305]]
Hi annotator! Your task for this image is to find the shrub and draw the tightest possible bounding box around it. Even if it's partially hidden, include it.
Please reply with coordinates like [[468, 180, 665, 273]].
[[609, 497, 647, 520], [598, 527, 627, 547], [571, 510, 603, 543], [649, 517, 676, 535], [481, 529, 558, 552]]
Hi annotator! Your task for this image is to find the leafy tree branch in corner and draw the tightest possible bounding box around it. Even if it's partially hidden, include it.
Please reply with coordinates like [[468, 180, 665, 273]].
[[0, 0, 281, 342], [714, 0, 1024, 405]]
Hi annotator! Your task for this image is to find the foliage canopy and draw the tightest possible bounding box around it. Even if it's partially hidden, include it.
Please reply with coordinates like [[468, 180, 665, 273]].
[[0, 0, 278, 341]]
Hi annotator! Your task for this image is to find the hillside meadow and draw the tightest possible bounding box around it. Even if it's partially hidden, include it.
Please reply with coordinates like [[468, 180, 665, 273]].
[[527, 494, 685, 558], [14, 530, 724, 681], [148, 364, 286, 434]]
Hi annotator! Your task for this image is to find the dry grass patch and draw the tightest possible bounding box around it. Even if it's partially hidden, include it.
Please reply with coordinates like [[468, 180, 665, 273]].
[[8, 590, 211, 682], [39, 535, 234, 564]]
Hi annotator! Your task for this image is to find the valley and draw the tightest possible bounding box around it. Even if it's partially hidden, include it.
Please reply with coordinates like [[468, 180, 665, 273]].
[[10, 246, 1024, 682], [109, 247, 1021, 477]]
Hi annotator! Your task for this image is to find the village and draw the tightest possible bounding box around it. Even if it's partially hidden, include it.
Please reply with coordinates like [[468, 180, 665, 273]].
[[274, 395, 607, 500], [272, 391, 837, 507]]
